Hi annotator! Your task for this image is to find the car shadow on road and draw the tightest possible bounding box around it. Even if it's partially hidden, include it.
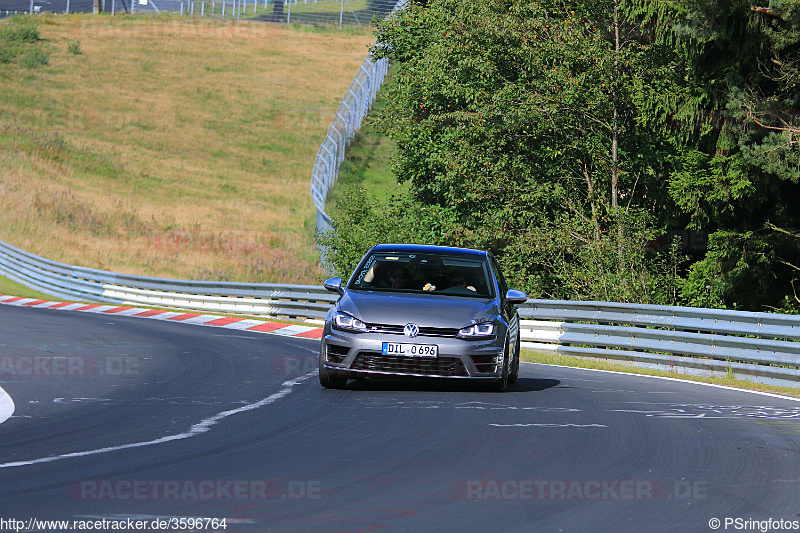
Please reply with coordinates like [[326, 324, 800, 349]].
[[343, 377, 560, 394]]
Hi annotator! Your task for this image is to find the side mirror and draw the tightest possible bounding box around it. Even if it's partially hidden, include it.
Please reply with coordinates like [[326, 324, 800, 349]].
[[323, 277, 344, 295], [505, 289, 528, 305]]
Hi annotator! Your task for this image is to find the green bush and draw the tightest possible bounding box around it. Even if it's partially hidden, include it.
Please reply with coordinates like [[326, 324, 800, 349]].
[[18, 46, 49, 68], [0, 17, 40, 43], [0, 42, 20, 64], [0, 16, 44, 66], [319, 187, 690, 305], [317, 187, 455, 279], [67, 40, 82, 55], [501, 210, 686, 304]]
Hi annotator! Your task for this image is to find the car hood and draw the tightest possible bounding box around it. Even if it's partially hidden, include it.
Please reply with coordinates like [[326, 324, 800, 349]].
[[339, 290, 498, 328]]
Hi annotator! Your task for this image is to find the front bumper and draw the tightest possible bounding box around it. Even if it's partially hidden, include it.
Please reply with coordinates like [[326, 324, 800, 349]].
[[320, 327, 505, 380]]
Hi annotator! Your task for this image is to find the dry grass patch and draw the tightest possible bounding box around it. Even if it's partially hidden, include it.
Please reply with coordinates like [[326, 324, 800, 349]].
[[0, 15, 374, 283]]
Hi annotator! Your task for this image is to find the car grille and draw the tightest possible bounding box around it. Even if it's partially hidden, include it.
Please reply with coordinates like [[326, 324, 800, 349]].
[[352, 352, 468, 377], [364, 323, 460, 338]]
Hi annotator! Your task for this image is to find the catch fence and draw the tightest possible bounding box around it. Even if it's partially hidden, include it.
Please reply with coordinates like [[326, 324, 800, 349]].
[[1, 0, 399, 25]]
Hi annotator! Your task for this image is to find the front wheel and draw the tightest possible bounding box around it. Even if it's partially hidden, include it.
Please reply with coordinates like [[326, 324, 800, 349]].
[[490, 338, 510, 392], [319, 365, 348, 389], [507, 334, 520, 385], [319, 345, 347, 389]]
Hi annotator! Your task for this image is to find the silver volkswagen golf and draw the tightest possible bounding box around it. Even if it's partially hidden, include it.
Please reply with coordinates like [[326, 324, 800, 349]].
[[319, 244, 528, 391]]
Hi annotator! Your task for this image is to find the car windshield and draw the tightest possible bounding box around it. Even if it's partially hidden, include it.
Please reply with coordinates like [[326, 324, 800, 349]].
[[349, 252, 495, 298]]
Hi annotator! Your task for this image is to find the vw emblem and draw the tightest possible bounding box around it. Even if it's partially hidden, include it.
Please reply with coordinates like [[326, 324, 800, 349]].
[[403, 323, 419, 338]]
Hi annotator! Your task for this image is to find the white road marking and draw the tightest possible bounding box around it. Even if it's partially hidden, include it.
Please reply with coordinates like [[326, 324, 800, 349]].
[[611, 405, 800, 419], [357, 399, 581, 412], [0, 372, 315, 469], [0, 385, 14, 425], [53, 398, 114, 404], [490, 423, 608, 428]]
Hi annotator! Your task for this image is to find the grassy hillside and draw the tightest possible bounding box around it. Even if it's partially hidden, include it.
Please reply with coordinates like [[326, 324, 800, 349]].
[[0, 14, 373, 284]]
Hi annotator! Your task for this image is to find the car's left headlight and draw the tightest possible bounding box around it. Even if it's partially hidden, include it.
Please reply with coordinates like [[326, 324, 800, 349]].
[[333, 311, 367, 333], [458, 322, 495, 339]]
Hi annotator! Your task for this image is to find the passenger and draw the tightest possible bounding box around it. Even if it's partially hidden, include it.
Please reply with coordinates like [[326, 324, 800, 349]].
[[449, 274, 476, 292]]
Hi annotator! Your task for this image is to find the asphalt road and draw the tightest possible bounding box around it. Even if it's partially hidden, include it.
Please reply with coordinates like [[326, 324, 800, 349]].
[[1, 303, 799, 532]]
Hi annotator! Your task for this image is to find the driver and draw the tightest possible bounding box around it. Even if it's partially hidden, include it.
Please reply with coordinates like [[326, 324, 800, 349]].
[[388, 266, 411, 289]]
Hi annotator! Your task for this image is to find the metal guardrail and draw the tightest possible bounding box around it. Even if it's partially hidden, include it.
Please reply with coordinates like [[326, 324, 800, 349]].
[[519, 301, 800, 387], [0, 240, 337, 320], [1, 239, 799, 386]]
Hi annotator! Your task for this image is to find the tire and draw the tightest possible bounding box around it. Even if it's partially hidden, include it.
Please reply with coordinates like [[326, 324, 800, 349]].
[[319, 366, 347, 389], [319, 345, 347, 389], [507, 334, 520, 385], [490, 337, 510, 392]]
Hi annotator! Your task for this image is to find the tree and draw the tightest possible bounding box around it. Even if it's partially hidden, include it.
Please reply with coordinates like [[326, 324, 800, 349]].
[[631, 0, 800, 310], [317, 188, 456, 278], [367, 0, 684, 301], [321, 0, 800, 310]]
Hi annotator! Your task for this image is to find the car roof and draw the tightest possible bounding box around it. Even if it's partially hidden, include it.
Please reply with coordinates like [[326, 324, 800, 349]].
[[367, 243, 489, 258]]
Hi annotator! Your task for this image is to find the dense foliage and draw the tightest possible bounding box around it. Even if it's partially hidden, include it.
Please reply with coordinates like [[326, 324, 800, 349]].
[[319, 0, 800, 312], [0, 16, 49, 68]]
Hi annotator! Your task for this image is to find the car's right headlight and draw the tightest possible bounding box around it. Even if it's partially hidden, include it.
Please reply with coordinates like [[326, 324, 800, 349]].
[[458, 322, 495, 339], [333, 312, 367, 333]]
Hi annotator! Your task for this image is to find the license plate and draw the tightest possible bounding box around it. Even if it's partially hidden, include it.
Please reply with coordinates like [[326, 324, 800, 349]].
[[382, 342, 438, 357]]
